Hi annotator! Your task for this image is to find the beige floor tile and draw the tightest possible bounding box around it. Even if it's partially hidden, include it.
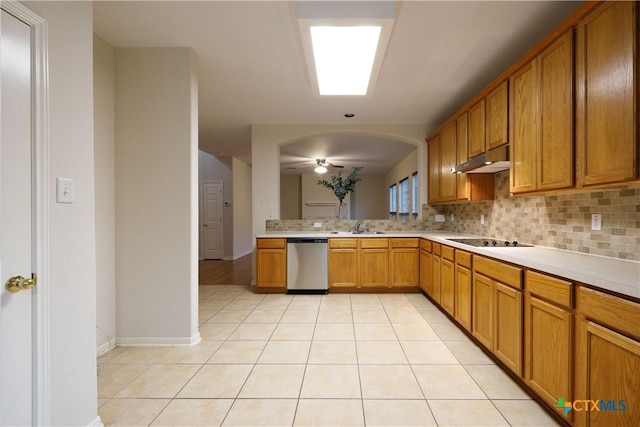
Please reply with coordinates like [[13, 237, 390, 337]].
[[238, 364, 305, 398], [281, 309, 318, 323], [115, 364, 200, 398], [206, 310, 251, 323], [177, 364, 253, 398], [98, 363, 148, 398], [357, 341, 408, 364], [359, 365, 424, 399], [317, 309, 353, 323], [244, 309, 285, 323], [223, 299, 260, 310], [430, 322, 469, 340], [207, 340, 267, 364], [107, 346, 175, 364], [386, 310, 427, 324], [223, 399, 297, 427], [354, 323, 398, 340], [294, 399, 364, 427], [151, 399, 233, 426], [255, 299, 291, 310], [288, 296, 322, 310], [363, 399, 437, 426], [464, 364, 530, 399], [401, 341, 460, 364], [300, 364, 361, 398], [158, 340, 224, 364], [308, 340, 357, 364], [199, 300, 230, 311], [313, 323, 355, 340], [392, 323, 441, 340], [199, 323, 239, 340], [492, 399, 561, 426], [445, 340, 494, 364], [381, 299, 415, 310], [257, 340, 311, 364], [413, 365, 487, 399], [351, 299, 384, 310], [407, 296, 438, 310], [352, 310, 390, 324], [271, 323, 315, 340], [227, 323, 277, 340], [97, 398, 109, 409], [419, 308, 452, 324], [234, 290, 265, 300], [199, 310, 217, 325], [320, 294, 352, 310], [97, 346, 126, 364], [428, 400, 509, 426], [99, 398, 169, 427]]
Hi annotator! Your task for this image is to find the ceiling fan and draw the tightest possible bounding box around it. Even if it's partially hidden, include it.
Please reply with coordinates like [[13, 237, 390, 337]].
[[314, 158, 344, 174]]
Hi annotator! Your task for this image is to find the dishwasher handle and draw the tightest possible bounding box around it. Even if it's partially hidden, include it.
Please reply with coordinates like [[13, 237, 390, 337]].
[[286, 238, 328, 244]]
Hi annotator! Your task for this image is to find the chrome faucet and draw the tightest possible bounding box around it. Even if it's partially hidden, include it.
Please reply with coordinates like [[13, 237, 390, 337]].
[[354, 221, 362, 234]]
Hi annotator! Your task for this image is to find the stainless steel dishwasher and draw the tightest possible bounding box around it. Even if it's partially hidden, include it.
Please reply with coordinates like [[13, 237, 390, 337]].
[[286, 237, 328, 294]]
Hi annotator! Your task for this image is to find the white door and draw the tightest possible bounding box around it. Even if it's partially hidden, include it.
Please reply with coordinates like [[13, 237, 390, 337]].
[[203, 181, 223, 259], [0, 9, 35, 425]]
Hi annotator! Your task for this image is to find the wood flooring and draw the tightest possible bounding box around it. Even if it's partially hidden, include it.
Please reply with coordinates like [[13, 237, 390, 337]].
[[199, 254, 252, 285]]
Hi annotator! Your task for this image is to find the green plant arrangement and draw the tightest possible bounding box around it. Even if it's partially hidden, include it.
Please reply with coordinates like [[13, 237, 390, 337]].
[[317, 167, 362, 218]]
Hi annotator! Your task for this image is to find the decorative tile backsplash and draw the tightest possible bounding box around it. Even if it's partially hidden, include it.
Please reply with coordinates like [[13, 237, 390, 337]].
[[268, 171, 639, 261]]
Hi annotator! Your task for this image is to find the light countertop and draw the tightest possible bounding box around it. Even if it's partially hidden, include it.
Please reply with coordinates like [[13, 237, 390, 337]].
[[257, 231, 640, 300]]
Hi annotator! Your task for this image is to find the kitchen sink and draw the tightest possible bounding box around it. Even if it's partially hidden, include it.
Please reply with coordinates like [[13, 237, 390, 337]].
[[330, 230, 385, 235]]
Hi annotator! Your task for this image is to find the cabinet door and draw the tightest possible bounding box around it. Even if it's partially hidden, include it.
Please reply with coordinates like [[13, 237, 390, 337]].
[[524, 294, 572, 412], [575, 320, 640, 427], [486, 81, 509, 150], [538, 30, 574, 191], [360, 248, 389, 287], [454, 265, 472, 331], [472, 273, 493, 348], [456, 113, 469, 200], [328, 248, 358, 288], [439, 122, 457, 202], [494, 282, 523, 375], [510, 60, 538, 194], [390, 248, 419, 287], [431, 251, 441, 304], [576, 1, 637, 187], [256, 248, 287, 289], [440, 257, 454, 315], [468, 99, 486, 158], [427, 135, 440, 203], [419, 249, 432, 295]]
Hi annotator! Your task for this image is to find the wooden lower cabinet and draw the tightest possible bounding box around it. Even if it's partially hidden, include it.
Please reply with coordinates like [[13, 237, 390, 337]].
[[440, 245, 455, 315], [360, 244, 389, 287], [472, 273, 494, 349], [390, 238, 419, 287], [328, 238, 358, 288], [494, 282, 523, 374], [430, 243, 442, 304], [256, 238, 287, 291], [419, 240, 432, 294], [574, 286, 640, 427], [328, 238, 390, 289], [453, 250, 472, 331]]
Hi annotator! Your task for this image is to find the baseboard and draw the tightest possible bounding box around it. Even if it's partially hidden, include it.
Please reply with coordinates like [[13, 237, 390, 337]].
[[231, 249, 253, 260], [96, 339, 117, 358], [87, 415, 104, 427], [116, 331, 201, 347]]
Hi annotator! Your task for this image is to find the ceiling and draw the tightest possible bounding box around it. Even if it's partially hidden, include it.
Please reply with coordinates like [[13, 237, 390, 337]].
[[93, 0, 583, 174]]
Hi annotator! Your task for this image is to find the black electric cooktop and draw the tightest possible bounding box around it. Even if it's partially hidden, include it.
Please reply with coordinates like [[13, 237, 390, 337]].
[[446, 238, 533, 248]]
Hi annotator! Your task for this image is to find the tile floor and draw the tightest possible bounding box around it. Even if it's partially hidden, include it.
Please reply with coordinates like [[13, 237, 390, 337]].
[[98, 285, 561, 426]]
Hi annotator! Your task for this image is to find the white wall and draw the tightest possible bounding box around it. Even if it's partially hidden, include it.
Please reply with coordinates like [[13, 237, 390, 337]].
[[353, 175, 387, 219], [198, 151, 233, 259], [301, 173, 345, 219], [232, 158, 253, 259], [93, 34, 116, 354], [280, 175, 301, 219], [25, 2, 98, 425], [115, 48, 199, 344]]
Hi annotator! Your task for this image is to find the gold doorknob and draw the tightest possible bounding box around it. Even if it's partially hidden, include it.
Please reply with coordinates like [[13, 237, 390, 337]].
[[5, 275, 37, 293], [203, 224, 208, 227]]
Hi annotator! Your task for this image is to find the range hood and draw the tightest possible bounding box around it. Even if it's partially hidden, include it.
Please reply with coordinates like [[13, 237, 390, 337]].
[[451, 145, 510, 174]]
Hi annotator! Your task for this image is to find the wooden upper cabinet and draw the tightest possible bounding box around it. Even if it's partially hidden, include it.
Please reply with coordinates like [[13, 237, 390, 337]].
[[439, 123, 457, 202], [510, 60, 538, 194], [468, 99, 486, 157], [537, 30, 574, 191], [455, 113, 469, 201], [427, 135, 440, 203], [485, 81, 509, 150], [576, 1, 638, 187]]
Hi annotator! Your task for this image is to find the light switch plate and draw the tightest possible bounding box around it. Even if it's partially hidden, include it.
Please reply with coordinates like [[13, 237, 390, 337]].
[[314, 222, 322, 228], [435, 214, 445, 222], [481, 214, 485, 225], [56, 177, 74, 203], [591, 214, 602, 231]]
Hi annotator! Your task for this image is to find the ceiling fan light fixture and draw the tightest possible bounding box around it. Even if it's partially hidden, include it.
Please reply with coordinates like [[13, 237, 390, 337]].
[[315, 165, 328, 174]]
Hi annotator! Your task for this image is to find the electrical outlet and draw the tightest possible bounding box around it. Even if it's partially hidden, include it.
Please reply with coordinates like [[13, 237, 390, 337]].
[[450, 214, 455, 222], [314, 222, 322, 228], [591, 214, 602, 231], [435, 214, 445, 222], [480, 214, 485, 225]]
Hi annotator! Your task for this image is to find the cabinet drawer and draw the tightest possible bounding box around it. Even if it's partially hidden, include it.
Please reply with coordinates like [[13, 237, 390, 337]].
[[432, 243, 441, 256], [441, 245, 455, 261], [455, 250, 472, 268], [329, 238, 357, 249], [474, 256, 522, 289], [577, 286, 640, 339], [359, 238, 389, 249], [526, 270, 572, 308], [420, 239, 432, 252], [257, 238, 286, 249], [391, 238, 419, 248]]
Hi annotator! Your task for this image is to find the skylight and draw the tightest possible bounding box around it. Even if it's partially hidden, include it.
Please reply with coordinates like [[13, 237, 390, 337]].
[[310, 26, 381, 96]]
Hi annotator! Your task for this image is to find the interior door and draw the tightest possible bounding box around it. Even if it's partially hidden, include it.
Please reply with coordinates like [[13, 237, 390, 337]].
[[203, 181, 223, 259], [0, 9, 35, 425]]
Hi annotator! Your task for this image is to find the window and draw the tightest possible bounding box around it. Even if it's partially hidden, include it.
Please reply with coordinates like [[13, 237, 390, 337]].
[[399, 177, 409, 214], [411, 171, 419, 214], [389, 184, 397, 214]]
